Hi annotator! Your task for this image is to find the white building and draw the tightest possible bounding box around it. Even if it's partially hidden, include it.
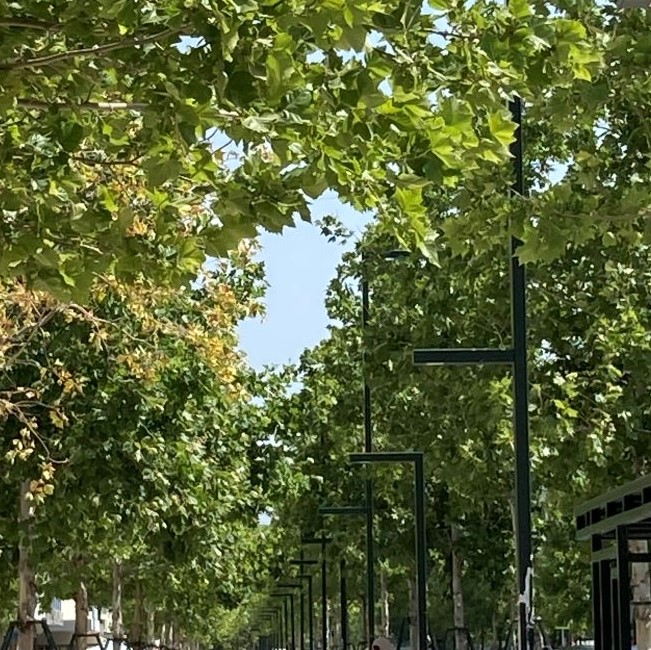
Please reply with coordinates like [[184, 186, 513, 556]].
[[34, 599, 107, 650]]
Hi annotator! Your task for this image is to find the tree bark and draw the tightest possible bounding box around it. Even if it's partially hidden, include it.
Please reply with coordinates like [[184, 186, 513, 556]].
[[74, 580, 90, 650], [17, 479, 37, 650], [130, 579, 143, 645], [631, 539, 651, 650], [112, 560, 123, 650], [380, 568, 390, 637], [327, 601, 338, 650], [146, 605, 155, 644], [408, 576, 419, 650], [451, 525, 467, 650], [360, 597, 368, 647]]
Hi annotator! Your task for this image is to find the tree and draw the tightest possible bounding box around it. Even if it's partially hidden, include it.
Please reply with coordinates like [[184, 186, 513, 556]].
[[0, 1, 599, 295], [247, 217, 651, 649], [0, 244, 292, 650]]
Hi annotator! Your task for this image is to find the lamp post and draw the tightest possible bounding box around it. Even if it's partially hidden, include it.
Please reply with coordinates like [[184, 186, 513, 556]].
[[412, 93, 532, 650], [319, 505, 368, 650], [280, 575, 305, 650], [268, 607, 284, 650], [290, 557, 318, 650], [360, 248, 410, 650], [349, 452, 427, 650], [259, 613, 278, 650], [279, 584, 303, 650], [271, 608, 283, 650], [302, 536, 332, 650], [272, 594, 293, 650], [361, 262, 375, 650]]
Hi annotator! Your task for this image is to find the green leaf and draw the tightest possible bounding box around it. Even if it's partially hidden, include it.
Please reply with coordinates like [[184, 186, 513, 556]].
[[428, 0, 452, 9], [487, 110, 515, 147], [146, 158, 183, 187], [509, 0, 532, 19], [59, 122, 85, 152]]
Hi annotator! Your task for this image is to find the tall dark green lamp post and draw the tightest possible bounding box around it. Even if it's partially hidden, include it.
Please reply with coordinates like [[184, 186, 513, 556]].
[[361, 262, 375, 650], [360, 249, 410, 650], [318, 505, 368, 650], [290, 556, 318, 650], [350, 452, 427, 650], [279, 583, 304, 650], [271, 593, 294, 650], [302, 536, 332, 650], [260, 608, 281, 649], [412, 89, 532, 650]]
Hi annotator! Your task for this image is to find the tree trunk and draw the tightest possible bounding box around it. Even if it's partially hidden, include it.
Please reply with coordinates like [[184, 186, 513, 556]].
[[360, 597, 368, 647], [130, 580, 143, 645], [112, 560, 123, 650], [146, 605, 155, 644], [327, 601, 337, 650], [380, 569, 390, 637], [408, 576, 419, 650], [631, 539, 651, 650], [17, 479, 37, 650], [75, 580, 90, 650], [451, 525, 467, 650]]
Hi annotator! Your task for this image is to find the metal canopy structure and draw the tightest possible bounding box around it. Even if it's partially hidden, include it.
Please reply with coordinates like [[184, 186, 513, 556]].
[[575, 473, 651, 650]]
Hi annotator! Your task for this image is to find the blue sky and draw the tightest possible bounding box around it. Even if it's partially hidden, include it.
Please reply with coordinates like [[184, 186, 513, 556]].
[[237, 193, 370, 369]]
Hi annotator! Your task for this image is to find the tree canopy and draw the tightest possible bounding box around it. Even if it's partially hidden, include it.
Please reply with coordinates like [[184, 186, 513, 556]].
[[1, 0, 602, 297], [3, 1, 651, 649]]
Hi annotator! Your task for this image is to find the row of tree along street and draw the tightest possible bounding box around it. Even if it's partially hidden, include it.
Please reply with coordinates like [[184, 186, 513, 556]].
[[1, 1, 651, 649]]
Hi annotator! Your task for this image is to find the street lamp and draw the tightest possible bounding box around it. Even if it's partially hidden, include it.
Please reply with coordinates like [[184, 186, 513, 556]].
[[349, 452, 427, 650], [302, 536, 332, 650], [411, 89, 532, 650], [318, 504, 369, 650], [258, 613, 278, 650], [360, 247, 410, 650], [290, 556, 319, 650], [279, 583, 304, 650], [261, 608, 282, 650], [271, 593, 294, 650]]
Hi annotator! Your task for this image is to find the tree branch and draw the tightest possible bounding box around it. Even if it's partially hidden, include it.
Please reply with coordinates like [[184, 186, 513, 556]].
[[0, 27, 185, 70], [18, 99, 149, 111], [72, 154, 144, 166], [17, 98, 241, 119], [0, 18, 58, 31]]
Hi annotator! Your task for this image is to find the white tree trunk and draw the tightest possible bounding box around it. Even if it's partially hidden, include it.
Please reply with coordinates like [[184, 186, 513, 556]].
[[408, 576, 419, 650], [451, 525, 467, 650], [631, 540, 651, 650], [74, 580, 89, 650], [112, 560, 123, 650], [380, 569, 390, 637], [17, 480, 37, 650]]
